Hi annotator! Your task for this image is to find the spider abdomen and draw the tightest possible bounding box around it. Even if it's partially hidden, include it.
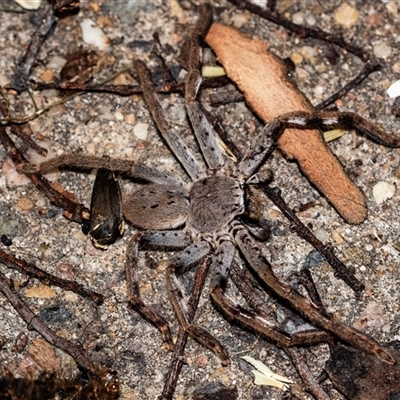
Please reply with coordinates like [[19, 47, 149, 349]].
[[123, 184, 190, 230], [187, 176, 244, 233]]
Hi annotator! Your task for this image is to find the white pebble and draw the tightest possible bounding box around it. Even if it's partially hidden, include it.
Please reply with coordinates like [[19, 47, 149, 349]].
[[292, 12, 305, 25], [305, 14, 316, 26], [80, 19, 110, 51], [334, 3, 359, 28], [373, 181, 396, 204], [314, 228, 328, 242], [386, 79, 400, 98], [133, 122, 149, 140], [14, 0, 41, 10], [373, 42, 392, 58], [47, 55, 67, 70], [0, 73, 10, 86], [114, 111, 124, 121]]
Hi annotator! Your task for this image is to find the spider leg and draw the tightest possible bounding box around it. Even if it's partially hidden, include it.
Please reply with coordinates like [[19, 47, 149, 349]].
[[289, 268, 325, 312], [134, 59, 205, 181], [125, 231, 191, 350], [165, 240, 230, 366], [260, 183, 364, 293], [231, 221, 395, 365], [185, 4, 225, 171], [210, 240, 332, 346], [239, 110, 400, 177], [19, 154, 182, 186]]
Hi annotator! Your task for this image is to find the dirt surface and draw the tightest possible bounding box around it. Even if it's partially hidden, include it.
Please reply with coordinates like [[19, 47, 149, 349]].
[[0, 1, 400, 399]]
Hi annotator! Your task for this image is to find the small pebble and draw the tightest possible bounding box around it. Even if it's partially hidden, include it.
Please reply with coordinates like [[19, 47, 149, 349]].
[[365, 13, 382, 27], [133, 122, 149, 140], [386, 79, 400, 98], [25, 284, 56, 299], [124, 113, 136, 125], [57, 262, 76, 280], [40, 69, 55, 83], [334, 3, 359, 28], [85, 239, 104, 256], [393, 61, 400, 74], [291, 12, 305, 25], [231, 12, 249, 28], [47, 55, 67, 70], [299, 46, 318, 64], [39, 305, 71, 323], [373, 181, 396, 204], [314, 228, 328, 242], [16, 197, 34, 211], [114, 111, 124, 121], [80, 18, 110, 51], [0, 73, 10, 86], [1, 235, 13, 246], [63, 291, 78, 302], [290, 52, 303, 65], [373, 42, 392, 59], [386, 2, 398, 16], [305, 14, 316, 26], [331, 229, 345, 244]]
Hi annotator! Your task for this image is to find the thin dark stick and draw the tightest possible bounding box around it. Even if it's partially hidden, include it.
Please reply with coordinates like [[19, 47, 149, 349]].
[[290, 269, 325, 312], [285, 347, 331, 400], [0, 270, 95, 371], [314, 62, 381, 110], [159, 258, 211, 400], [259, 183, 364, 294], [9, 8, 58, 92], [30, 76, 231, 96], [0, 249, 104, 305], [10, 124, 48, 156], [209, 90, 244, 107], [0, 126, 90, 224], [227, 0, 370, 61]]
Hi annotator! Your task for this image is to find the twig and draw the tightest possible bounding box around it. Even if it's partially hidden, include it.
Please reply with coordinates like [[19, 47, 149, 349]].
[[0, 249, 104, 305], [285, 347, 331, 400], [9, 7, 58, 93], [0, 124, 90, 224], [0, 270, 95, 371], [30, 75, 231, 97], [259, 182, 364, 294]]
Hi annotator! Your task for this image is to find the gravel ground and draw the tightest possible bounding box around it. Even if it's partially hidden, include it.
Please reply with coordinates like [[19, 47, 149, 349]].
[[0, 1, 400, 399]]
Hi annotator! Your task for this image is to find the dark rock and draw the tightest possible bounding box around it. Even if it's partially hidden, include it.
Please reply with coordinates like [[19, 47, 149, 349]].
[[192, 382, 238, 400], [325, 342, 400, 400]]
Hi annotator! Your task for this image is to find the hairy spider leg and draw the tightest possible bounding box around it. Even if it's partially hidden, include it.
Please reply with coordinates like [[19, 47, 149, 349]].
[[184, 4, 225, 171], [21, 154, 182, 186], [239, 110, 400, 177], [134, 59, 205, 181], [125, 232, 191, 350], [165, 240, 230, 366], [231, 221, 395, 365], [210, 239, 333, 347]]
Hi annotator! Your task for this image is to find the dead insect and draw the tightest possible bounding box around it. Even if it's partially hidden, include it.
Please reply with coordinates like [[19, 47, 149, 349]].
[[89, 168, 124, 249]]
